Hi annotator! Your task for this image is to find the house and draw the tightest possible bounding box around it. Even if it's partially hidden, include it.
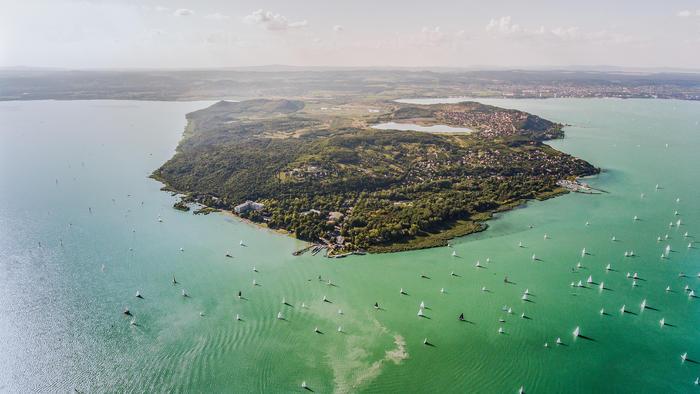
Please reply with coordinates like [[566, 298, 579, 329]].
[[328, 211, 344, 222]]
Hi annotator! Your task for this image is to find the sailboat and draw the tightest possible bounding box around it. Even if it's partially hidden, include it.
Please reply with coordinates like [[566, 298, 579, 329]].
[[417, 308, 425, 317], [518, 241, 523, 248], [531, 254, 537, 261], [521, 293, 528, 301], [452, 250, 457, 257], [440, 288, 445, 294], [587, 275, 593, 284], [659, 318, 665, 327], [640, 299, 647, 310], [581, 248, 587, 257], [400, 288, 406, 295], [135, 291, 142, 299], [556, 337, 562, 345], [240, 240, 244, 246], [605, 263, 611, 271], [301, 381, 308, 389], [666, 286, 671, 292], [498, 327, 504, 334], [277, 312, 283, 319], [573, 326, 580, 338], [599, 282, 604, 291], [620, 304, 626, 314], [420, 301, 425, 309], [236, 314, 241, 321], [600, 307, 605, 315], [682, 352, 688, 362]]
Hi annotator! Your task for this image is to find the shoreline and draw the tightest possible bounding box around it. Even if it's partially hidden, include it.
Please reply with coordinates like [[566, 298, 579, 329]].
[[150, 98, 600, 257]]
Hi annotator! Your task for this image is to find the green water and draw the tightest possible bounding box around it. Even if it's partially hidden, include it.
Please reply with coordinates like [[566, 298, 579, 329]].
[[1, 98, 698, 393]]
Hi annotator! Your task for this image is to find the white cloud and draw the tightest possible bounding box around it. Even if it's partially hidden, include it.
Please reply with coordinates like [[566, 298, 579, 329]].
[[206, 13, 230, 21], [419, 26, 467, 46], [486, 16, 634, 45], [245, 9, 308, 31], [486, 16, 521, 35], [677, 9, 700, 17], [173, 8, 194, 17], [333, 25, 344, 33]]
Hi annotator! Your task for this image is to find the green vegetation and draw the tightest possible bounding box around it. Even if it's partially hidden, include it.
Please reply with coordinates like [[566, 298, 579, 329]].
[[153, 99, 598, 254]]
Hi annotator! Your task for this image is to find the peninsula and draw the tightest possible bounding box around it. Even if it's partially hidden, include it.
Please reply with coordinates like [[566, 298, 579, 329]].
[[153, 99, 598, 254]]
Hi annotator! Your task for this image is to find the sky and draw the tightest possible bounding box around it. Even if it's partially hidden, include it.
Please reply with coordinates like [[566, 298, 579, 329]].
[[1, 0, 700, 70]]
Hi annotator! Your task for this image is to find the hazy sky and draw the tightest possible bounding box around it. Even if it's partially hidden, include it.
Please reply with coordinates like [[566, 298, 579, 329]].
[[2, 0, 700, 69]]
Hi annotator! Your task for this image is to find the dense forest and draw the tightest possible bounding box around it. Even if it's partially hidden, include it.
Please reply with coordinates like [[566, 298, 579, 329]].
[[153, 99, 598, 253]]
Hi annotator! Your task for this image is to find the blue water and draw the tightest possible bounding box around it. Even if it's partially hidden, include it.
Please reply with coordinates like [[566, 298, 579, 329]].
[[1, 98, 699, 393]]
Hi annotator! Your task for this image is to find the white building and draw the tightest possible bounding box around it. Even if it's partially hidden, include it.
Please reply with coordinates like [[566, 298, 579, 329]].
[[234, 200, 264, 214]]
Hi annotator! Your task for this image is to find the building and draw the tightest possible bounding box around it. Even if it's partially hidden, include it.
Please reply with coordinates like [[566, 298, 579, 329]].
[[234, 200, 264, 214]]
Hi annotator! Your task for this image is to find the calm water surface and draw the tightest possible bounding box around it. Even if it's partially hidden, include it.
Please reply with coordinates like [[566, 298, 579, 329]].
[[371, 121, 472, 134], [1, 98, 699, 393]]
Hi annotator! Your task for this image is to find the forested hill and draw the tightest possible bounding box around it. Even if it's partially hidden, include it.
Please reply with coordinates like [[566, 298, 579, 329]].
[[153, 99, 598, 254]]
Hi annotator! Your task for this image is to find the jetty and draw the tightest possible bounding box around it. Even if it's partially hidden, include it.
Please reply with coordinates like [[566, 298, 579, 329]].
[[557, 179, 608, 194]]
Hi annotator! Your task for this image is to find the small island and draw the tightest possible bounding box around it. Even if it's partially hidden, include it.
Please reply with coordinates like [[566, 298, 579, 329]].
[[153, 99, 598, 255]]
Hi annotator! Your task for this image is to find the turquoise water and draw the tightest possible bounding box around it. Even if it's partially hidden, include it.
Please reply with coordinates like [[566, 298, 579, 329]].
[[1, 98, 699, 393]]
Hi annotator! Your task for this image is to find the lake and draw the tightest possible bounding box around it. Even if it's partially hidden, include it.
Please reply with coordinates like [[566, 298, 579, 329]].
[[1, 98, 699, 392], [371, 121, 472, 134]]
